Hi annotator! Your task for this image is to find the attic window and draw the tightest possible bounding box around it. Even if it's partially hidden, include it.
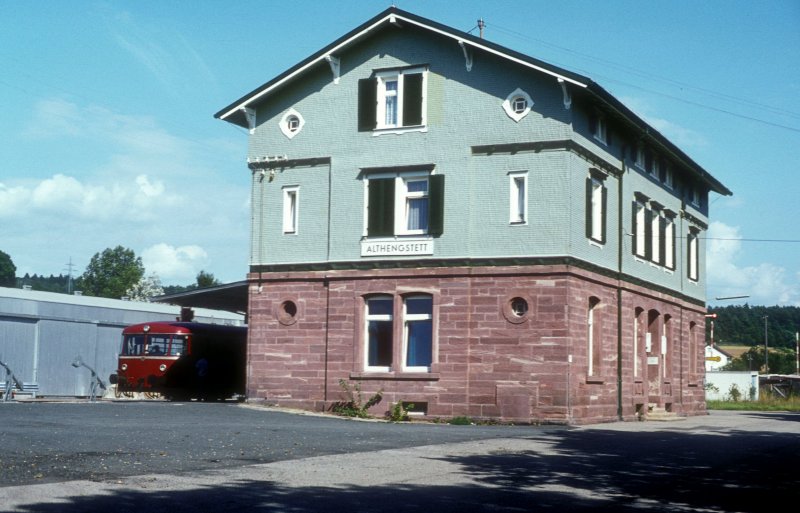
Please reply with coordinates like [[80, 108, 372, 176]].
[[358, 66, 428, 133], [280, 108, 305, 139], [502, 88, 533, 122]]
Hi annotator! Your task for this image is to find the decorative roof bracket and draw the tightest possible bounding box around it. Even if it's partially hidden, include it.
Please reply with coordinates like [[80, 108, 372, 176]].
[[558, 78, 572, 110], [242, 107, 256, 134], [325, 55, 341, 84], [458, 40, 473, 72]]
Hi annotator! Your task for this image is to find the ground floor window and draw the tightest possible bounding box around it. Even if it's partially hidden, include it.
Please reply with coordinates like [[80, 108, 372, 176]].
[[364, 293, 434, 372]]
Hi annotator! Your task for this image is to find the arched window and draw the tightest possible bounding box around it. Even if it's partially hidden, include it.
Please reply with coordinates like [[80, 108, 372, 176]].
[[634, 307, 644, 377], [588, 297, 601, 377]]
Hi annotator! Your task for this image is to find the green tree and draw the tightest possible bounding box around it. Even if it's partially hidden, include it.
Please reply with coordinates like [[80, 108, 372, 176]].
[[77, 246, 144, 299], [125, 273, 165, 302], [724, 345, 798, 374], [0, 250, 16, 287], [196, 270, 221, 288]]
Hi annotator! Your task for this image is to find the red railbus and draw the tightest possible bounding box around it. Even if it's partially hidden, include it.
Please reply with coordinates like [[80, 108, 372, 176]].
[[110, 322, 247, 401]]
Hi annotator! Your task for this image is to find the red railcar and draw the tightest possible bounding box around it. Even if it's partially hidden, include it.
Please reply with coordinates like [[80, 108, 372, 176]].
[[110, 322, 247, 401]]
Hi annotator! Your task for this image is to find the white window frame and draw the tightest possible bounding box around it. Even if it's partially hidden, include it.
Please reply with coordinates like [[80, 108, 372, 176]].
[[364, 295, 394, 372], [364, 170, 432, 237], [375, 67, 427, 131], [588, 303, 595, 376], [634, 200, 647, 258], [663, 164, 673, 189], [690, 187, 701, 208], [593, 116, 608, 145], [279, 108, 305, 139], [502, 88, 533, 122], [402, 295, 433, 372], [590, 177, 604, 242], [396, 173, 430, 236], [650, 207, 662, 265], [650, 155, 660, 179], [664, 216, 675, 269], [633, 312, 640, 378], [635, 146, 645, 170], [282, 186, 299, 234], [688, 229, 699, 282], [509, 171, 528, 224]]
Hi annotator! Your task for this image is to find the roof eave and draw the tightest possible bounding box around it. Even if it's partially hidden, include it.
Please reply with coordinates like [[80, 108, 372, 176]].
[[586, 84, 732, 197], [214, 7, 591, 126]]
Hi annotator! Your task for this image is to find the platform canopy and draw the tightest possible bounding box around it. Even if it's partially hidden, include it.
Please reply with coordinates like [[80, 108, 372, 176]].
[[152, 281, 248, 315]]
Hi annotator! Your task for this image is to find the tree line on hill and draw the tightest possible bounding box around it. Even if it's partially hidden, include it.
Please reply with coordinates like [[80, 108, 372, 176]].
[[1, 247, 221, 301], [708, 305, 799, 349], [708, 304, 799, 375]]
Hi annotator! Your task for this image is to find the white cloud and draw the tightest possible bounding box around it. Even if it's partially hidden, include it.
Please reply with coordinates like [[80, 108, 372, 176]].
[[0, 182, 30, 216], [141, 243, 209, 284], [0, 173, 178, 222], [8, 97, 248, 287], [706, 221, 799, 306]]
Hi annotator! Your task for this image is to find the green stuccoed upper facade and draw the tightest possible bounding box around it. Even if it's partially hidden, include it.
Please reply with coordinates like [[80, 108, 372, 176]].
[[216, 7, 730, 305]]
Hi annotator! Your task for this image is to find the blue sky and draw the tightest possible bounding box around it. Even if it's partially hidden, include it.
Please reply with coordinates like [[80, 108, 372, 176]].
[[1, 1, 798, 306]]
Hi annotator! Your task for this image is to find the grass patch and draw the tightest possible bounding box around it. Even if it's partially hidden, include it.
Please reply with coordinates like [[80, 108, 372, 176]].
[[708, 396, 800, 412]]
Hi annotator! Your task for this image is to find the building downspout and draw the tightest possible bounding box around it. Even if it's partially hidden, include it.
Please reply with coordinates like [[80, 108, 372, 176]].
[[616, 153, 626, 420]]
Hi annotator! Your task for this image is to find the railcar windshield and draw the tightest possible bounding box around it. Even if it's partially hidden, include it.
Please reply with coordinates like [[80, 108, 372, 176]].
[[121, 333, 188, 356], [122, 334, 146, 356]]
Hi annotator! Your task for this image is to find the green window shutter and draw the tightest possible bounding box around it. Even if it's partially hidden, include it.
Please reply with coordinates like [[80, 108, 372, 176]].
[[428, 174, 445, 236], [367, 178, 394, 236], [402, 73, 423, 126], [585, 178, 593, 240], [600, 184, 608, 244], [670, 225, 677, 270], [358, 78, 377, 132]]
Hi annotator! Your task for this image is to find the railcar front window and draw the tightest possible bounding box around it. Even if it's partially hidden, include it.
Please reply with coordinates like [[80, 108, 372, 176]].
[[123, 335, 145, 356], [146, 335, 171, 355], [169, 335, 187, 356]]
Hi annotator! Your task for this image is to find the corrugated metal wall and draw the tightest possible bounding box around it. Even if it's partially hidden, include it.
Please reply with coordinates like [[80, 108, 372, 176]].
[[0, 289, 244, 397]]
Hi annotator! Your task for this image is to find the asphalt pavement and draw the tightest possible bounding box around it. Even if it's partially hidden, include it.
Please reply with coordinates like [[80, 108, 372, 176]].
[[0, 402, 798, 512]]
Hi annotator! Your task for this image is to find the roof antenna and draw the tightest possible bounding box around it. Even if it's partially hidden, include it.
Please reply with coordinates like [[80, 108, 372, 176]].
[[478, 18, 485, 39]]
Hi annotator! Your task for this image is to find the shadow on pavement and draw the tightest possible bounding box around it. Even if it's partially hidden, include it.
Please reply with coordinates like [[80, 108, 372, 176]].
[[12, 422, 799, 513]]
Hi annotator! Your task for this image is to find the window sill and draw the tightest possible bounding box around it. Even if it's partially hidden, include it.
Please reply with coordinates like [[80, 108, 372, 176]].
[[588, 238, 604, 248], [372, 125, 428, 136], [586, 377, 605, 385], [350, 371, 440, 382]]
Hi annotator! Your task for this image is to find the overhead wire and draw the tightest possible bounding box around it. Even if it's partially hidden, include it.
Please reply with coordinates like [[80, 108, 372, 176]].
[[483, 21, 800, 132]]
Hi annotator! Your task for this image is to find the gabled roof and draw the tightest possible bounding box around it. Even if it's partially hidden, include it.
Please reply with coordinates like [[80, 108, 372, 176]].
[[216, 6, 730, 196]]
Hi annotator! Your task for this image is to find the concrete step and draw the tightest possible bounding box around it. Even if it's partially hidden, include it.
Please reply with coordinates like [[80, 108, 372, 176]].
[[646, 406, 685, 422]]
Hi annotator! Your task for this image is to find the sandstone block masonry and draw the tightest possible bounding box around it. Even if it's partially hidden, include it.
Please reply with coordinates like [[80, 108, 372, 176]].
[[245, 264, 707, 425]]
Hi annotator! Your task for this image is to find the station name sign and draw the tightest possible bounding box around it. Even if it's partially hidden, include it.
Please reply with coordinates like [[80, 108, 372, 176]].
[[361, 239, 434, 257]]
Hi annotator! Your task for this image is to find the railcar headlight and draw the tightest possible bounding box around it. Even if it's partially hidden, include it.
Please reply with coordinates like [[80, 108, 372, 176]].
[[159, 364, 167, 372], [121, 364, 128, 371]]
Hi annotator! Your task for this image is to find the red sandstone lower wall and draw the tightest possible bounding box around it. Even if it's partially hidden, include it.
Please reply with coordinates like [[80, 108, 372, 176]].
[[245, 265, 707, 425]]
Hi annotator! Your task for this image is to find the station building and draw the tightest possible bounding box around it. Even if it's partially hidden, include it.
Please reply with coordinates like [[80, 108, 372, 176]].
[[216, 7, 730, 423]]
